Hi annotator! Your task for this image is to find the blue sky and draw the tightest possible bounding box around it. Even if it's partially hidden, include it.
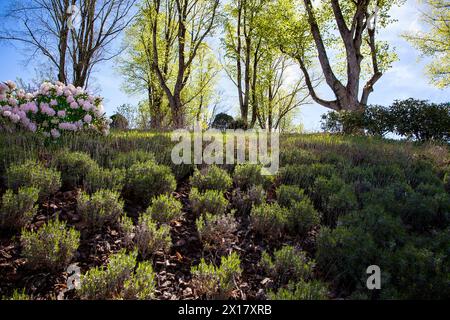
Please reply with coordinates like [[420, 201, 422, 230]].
[[0, 0, 448, 131]]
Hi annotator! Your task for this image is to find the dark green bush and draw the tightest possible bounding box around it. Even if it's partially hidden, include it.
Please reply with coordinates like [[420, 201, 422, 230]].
[[0, 187, 39, 230], [6, 160, 61, 200], [77, 189, 124, 231], [191, 165, 232, 192], [276, 185, 308, 208], [279, 163, 335, 191], [125, 160, 176, 207], [53, 151, 98, 189], [280, 149, 318, 166], [21, 218, 80, 271], [287, 199, 321, 236], [260, 246, 314, 284]]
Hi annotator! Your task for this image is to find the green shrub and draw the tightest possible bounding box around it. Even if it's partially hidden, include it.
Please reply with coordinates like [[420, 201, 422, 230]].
[[189, 188, 228, 216], [123, 261, 157, 300], [287, 199, 321, 236], [0, 187, 39, 230], [316, 226, 378, 290], [77, 189, 124, 231], [268, 280, 328, 300], [135, 213, 171, 258], [279, 163, 335, 191], [312, 175, 357, 226], [280, 149, 318, 166], [260, 246, 314, 284], [111, 150, 156, 169], [196, 213, 237, 251], [190, 252, 242, 299], [444, 172, 450, 192], [277, 185, 308, 208], [125, 160, 176, 207], [191, 165, 232, 192], [146, 194, 183, 224], [78, 249, 137, 299], [233, 164, 272, 190], [231, 185, 266, 215], [83, 167, 125, 194], [6, 160, 61, 200], [21, 218, 80, 271], [119, 215, 134, 247], [53, 151, 98, 189], [250, 203, 289, 238], [2, 289, 31, 300]]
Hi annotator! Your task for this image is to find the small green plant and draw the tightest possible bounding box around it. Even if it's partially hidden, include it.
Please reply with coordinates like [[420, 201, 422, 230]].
[[276, 185, 308, 208], [191, 165, 232, 192], [0, 187, 39, 230], [125, 160, 176, 207], [21, 218, 80, 271], [135, 213, 171, 258], [6, 160, 61, 200], [260, 246, 314, 284], [78, 249, 137, 299], [268, 280, 328, 300], [190, 252, 242, 299], [52, 151, 99, 189], [83, 166, 125, 194], [119, 215, 134, 247], [250, 203, 289, 238], [231, 185, 265, 215], [2, 289, 31, 300], [77, 189, 124, 231], [123, 261, 157, 300], [233, 164, 272, 190], [189, 188, 228, 216], [146, 194, 183, 224], [111, 150, 156, 169], [196, 213, 237, 252]]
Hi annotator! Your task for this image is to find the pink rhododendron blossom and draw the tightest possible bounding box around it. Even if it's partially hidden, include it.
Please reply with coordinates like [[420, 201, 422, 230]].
[[83, 114, 92, 123]]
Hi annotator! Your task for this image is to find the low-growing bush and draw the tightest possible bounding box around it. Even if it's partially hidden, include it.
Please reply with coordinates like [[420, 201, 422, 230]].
[[233, 164, 272, 190], [122, 261, 157, 300], [280, 149, 318, 166], [279, 163, 335, 191], [276, 185, 308, 208], [189, 188, 228, 216], [2, 289, 31, 300], [146, 194, 183, 224], [268, 280, 328, 300], [6, 160, 61, 200], [135, 213, 171, 258], [191, 165, 232, 192], [231, 185, 266, 215], [83, 167, 125, 194], [312, 175, 357, 226], [250, 203, 289, 238], [78, 249, 137, 299], [21, 218, 80, 271], [190, 252, 242, 299], [53, 151, 99, 189], [119, 215, 134, 247], [77, 189, 124, 231], [260, 246, 314, 284], [287, 199, 321, 236], [125, 160, 176, 207], [0, 187, 39, 230], [196, 213, 237, 252], [111, 150, 156, 169]]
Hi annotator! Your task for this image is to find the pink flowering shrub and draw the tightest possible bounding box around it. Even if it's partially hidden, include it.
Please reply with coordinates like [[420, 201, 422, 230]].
[[0, 80, 110, 137]]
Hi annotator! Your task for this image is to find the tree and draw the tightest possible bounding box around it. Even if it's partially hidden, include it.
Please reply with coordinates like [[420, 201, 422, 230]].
[[110, 113, 130, 130], [144, 0, 220, 128], [115, 103, 138, 129], [0, 0, 136, 88], [260, 0, 401, 112], [403, 0, 450, 88]]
